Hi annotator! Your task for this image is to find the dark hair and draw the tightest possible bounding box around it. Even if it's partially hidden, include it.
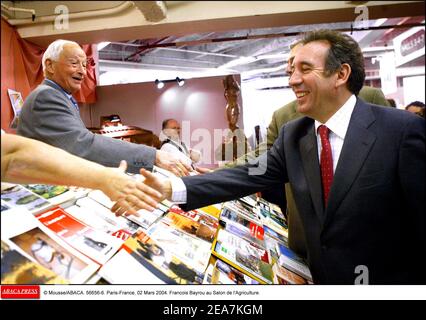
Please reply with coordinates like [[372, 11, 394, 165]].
[[301, 29, 365, 95], [162, 118, 174, 130], [406, 101, 425, 109], [387, 99, 397, 108]]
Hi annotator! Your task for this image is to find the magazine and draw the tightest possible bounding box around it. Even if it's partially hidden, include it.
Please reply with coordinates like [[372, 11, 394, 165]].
[[212, 228, 273, 284], [35, 207, 122, 265], [23, 184, 76, 207], [147, 222, 212, 273], [7, 227, 99, 284], [7, 88, 24, 129], [272, 262, 308, 285], [76, 197, 140, 237], [276, 242, 312, 282], [1, 184, 53, 215], [1, 239, 69, 284], [121, 230, 205, 284], [162, 206, 219, 243], [98, 249, 170, 284], [203, 259, 260, 285]]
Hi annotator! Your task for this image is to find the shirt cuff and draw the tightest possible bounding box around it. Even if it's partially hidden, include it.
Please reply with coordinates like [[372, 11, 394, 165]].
[[170, 176, 187, 203]]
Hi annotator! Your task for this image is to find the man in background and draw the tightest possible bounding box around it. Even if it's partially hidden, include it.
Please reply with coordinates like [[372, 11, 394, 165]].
[[160, 118, 201, 168]]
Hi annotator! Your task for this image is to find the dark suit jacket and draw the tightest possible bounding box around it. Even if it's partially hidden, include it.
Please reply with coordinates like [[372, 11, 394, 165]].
[[266, 86, 392, 258], [183, 99, 425, 284], [17, 80, 156, 173]]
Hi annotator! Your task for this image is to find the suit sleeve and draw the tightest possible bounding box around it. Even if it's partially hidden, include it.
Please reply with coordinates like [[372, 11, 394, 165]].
[[398, 116, 426, 254], [181, 126, 289, 210], [267, 110, 280, 148], [27, 88, 156, 173]]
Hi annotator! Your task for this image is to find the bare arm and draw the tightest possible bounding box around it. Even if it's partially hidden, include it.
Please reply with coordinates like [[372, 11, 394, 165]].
[[1, 134, 162, 216]]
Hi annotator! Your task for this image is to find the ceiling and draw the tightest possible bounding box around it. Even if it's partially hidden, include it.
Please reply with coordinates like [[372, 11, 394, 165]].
[[97, 15, 425, 85], [2, 1, 425, 85]]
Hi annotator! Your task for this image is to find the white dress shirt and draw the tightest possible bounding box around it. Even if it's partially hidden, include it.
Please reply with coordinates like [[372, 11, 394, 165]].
[[314, 94, 356, 173]]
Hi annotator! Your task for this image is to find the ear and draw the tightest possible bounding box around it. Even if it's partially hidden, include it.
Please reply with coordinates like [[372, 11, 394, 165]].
[[45, 58, 55, 76], [335, 63, 351, 88]]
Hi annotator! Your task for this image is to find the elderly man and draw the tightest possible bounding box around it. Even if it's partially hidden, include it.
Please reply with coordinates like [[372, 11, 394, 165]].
[[141, 30, 425, 284], [17, 39, 189, 177]]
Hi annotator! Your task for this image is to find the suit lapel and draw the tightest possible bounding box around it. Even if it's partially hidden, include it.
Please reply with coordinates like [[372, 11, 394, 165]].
[[299, 125, 325, 224], [43, 80, 80, 117], [323, 100, 377, 229]]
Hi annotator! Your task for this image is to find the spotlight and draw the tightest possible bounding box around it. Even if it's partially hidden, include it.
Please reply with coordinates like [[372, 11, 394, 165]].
[[155, 79, 164, 89], [176, 77, 185, 86]]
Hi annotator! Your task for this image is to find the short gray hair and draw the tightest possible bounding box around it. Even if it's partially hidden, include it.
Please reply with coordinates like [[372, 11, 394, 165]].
[[42, 39, 80, 73]]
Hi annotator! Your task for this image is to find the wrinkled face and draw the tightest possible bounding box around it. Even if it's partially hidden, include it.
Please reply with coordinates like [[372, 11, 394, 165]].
[[288, 41, 339, 119], [164, 119, 181, 140], [46, 44, 87, 93]]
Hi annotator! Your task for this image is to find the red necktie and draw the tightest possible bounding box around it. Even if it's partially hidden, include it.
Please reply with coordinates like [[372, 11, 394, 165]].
[[318, 125, 333, 206]]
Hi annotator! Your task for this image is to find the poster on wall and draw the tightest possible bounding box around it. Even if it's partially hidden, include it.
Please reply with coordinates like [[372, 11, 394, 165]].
[[7, 89, 24, 129]]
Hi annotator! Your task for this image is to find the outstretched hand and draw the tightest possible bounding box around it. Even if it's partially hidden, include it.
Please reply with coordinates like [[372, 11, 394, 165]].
[[155, 150, 192, 177], [105, 161, 163, 217], [138, 168, 172, 200]]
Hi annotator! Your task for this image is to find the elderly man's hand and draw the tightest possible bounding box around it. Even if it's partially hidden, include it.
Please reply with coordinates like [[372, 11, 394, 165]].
[[104, 161, 163, 217], [155, 150, 192, 177]]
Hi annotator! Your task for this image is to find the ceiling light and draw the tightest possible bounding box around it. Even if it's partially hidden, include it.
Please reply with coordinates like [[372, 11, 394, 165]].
[[176, 77, 185, 86], [155, 79, 164, 89]]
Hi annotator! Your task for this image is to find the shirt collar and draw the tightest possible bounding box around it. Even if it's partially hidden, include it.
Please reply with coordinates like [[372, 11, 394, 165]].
[[44, 79, 73, 98], [315, 94, 356, 139]]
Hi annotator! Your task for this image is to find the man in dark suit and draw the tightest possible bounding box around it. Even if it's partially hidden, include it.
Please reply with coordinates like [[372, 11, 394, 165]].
[[141, 29, 425, 284], [227, 43, 391, 259], [17, 39, 189, 176]]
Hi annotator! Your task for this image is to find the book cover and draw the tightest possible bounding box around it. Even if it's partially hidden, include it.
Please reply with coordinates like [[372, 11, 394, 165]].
[[122, 230, 205, 284], [212, 229, 273, 284], [147, 222, 212, 273], [1, 240, 69, 284], [263, 225, 288, 244], [272, 262, 308, 285], [98, 249, 169, 284], [197, 203, 222, 219], [162, 206, 219, 243], [35, 207, 122, 265], [23, 184, 76, 207], [203, 259, 260, 285], [276, 242, 312, 282], [7, 88, 24, 129], [7, 227, 99, 284], [1, 184, 53, 215], [76, 197, 140, 237]]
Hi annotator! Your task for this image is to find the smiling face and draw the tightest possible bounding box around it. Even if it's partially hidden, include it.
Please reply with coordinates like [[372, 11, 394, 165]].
[[45, 43, 87, 94], [289, 41, 344, 122]]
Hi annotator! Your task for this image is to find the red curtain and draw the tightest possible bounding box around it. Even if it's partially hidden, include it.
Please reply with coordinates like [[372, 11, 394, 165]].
[[1, 18, 97, 132]]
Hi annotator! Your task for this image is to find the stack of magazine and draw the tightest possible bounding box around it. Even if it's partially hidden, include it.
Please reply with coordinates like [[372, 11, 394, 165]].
[[1, 174, 313, 285]]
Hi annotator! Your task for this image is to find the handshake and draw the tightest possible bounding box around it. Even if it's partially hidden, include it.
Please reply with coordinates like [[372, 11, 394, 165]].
[[109, 150, 212, 218]]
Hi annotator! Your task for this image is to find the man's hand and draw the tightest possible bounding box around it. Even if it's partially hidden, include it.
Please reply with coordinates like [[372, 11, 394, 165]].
[[139, 168, 172, 200], [104, 161, 163, 217], [155, 150, 192, 177], [194, 166, 213, 174]]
